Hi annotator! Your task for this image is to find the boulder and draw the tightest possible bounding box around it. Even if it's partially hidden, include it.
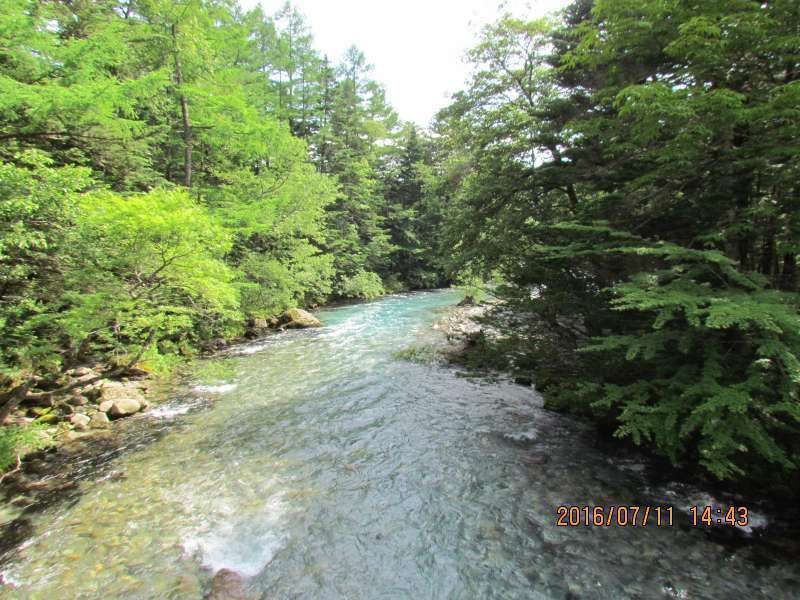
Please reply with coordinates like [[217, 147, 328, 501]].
[[109, 398, 141, 418], [90, 412, 111, 428], [208, 569, 253, 600], [278, 308, 322, 329], [70, 414, 91, 430], [101, 381, 146, 419]]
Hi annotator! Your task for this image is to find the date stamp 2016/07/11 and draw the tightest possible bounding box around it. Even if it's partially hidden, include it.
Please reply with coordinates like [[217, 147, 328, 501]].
[[555, 505, 749, 528]]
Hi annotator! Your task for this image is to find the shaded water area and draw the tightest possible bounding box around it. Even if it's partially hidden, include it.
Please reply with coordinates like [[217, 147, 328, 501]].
[[1, 290, 799, 598]]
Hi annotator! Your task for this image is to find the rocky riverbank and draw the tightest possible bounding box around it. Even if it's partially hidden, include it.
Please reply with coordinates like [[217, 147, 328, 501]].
[[0, 366, 160, 514], [4, 365, 156, 445], [0, 307, 325, 518]]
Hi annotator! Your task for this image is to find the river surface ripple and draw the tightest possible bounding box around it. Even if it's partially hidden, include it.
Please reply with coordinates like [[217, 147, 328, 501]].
[[1, 290, 799, 599]]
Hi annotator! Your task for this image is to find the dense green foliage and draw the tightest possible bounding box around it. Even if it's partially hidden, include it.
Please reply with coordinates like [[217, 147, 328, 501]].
[[0, 0, 446, 386], [0, 0, 446, 465], [434, 0, 800, 480]]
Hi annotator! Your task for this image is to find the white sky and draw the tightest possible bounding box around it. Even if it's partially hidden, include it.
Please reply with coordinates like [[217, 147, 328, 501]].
[[240, 0, 572, 126]]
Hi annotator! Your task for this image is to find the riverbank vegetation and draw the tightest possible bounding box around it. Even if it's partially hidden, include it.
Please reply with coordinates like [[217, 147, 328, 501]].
[[0, 0, 447, 467], [432, 0, 800, 485]]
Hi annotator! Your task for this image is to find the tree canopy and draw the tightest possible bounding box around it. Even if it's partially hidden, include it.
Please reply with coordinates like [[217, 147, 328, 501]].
[[433, 0, 800, 481]]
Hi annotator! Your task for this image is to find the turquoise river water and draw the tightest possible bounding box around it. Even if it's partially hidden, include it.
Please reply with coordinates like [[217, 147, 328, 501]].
[[0, 290, 799, 598]]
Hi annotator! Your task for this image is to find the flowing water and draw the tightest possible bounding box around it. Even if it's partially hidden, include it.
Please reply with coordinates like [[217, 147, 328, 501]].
[[1, 290, 799, 599]]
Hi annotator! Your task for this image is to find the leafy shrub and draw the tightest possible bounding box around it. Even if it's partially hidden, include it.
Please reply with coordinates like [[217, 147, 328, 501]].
[[0, 424, 50, 473], [338, 270, 385, 300]]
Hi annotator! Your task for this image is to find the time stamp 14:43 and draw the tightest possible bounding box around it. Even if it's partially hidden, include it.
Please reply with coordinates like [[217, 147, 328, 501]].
[[555, 505, 749, 528]]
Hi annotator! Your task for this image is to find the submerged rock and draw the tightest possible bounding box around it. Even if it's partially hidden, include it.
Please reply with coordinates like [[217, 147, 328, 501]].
[[208, 569, 254, 600], [278, 308, 322, 329]]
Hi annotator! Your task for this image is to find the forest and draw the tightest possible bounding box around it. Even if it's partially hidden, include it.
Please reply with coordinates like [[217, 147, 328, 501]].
[[1, 0, 799, 493]]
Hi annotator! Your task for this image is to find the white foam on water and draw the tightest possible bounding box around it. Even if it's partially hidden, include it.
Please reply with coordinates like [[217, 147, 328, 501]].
[[148, 399, 203, 419], [736, 509, 768, 534], [181, 494, 287, 577], [233, 343, 269, 356], [192, 383, 237, 394], [183, 528, 285, 577], [504, 427, 539, 442], [0, 569, 22, 588]]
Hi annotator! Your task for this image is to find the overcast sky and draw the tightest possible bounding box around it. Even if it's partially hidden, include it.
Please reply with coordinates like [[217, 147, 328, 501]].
[[239, 0, 571, 126]]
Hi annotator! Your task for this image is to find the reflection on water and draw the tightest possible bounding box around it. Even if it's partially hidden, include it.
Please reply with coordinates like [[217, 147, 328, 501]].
[[1, 290, 799, 599]]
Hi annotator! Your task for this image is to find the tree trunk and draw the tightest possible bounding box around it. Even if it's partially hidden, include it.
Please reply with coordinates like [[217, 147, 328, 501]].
[[779, 253, 797, 291], [759, 232, 776, 281], [171, 24, 192, 188]]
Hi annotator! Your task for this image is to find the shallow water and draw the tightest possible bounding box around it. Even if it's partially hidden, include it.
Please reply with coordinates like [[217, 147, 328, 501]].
[[1, 290, 799, 599]]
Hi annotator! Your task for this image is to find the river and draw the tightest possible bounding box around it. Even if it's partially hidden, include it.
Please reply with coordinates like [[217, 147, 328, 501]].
[[0, 290, 798, 598]]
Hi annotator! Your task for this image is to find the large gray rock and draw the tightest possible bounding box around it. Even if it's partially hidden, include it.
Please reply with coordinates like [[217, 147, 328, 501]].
[[278, 308, 322, 329], [109, 398, 141, 418]]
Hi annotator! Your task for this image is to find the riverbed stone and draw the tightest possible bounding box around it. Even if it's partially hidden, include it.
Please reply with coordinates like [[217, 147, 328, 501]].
[[100, 381, 146, 418], [70, 414, 91, 430], [98, 400, 114, 413], [278, 308, 322, 329], [109, 398, 141, 418], [208, 569, 254, 600], [90, 412, 110, 428]]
